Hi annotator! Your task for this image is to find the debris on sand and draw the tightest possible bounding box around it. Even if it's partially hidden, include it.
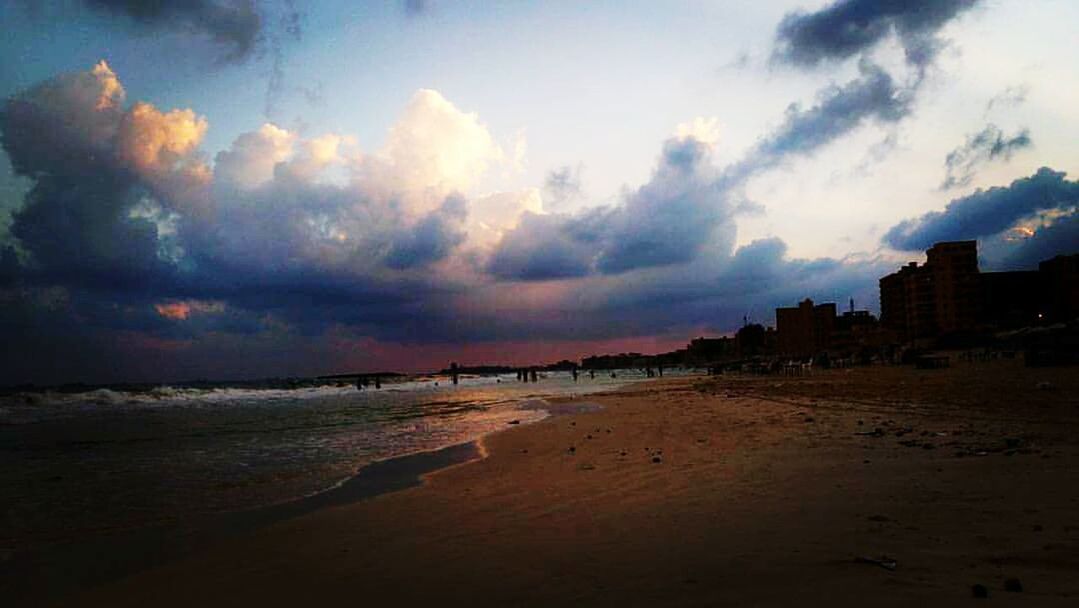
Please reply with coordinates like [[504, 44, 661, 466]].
[[855, 555, 897, 571], [855, 428, 885, 438]]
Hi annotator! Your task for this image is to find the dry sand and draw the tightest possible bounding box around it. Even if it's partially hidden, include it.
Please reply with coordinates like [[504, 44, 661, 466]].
[[66, 358, 1079, 606]]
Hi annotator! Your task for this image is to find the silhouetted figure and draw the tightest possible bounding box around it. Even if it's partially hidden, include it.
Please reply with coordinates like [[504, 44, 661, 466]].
[[572, 367, 579, 382], [589, 369, 595, 380], [530, 369, 538, 382], [374, 375, 381, 389], [451, 362, 459, 386], [658, 364, 663, 377]]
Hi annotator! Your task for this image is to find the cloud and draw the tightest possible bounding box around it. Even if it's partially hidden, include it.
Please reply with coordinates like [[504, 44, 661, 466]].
[[384, 194, 469, 270], [403, 0, 430, 18], [940, 124, 1031, 189], [154, 299, 226, 320], [11, 52, 1073, 384], [486, 211, 594, 281], [81, 0, 262, 61], [466, 189, 544, 248], [773, 0, 980, 72], [675, 117, 722, 147], [542, 164, 583, 211], [986, 84, 1029, 114], [213, 123, 296, 190], [488, 58, 916, 283], [591, 137, 728, 273], [264, 2, 314, 120], [0, 61, 198, 287], [1000, 213, 1079, 269], [355, 89, 505, 215], [488, 134, 730, 279], [735, 60, 909, 178], [0, 61, 124, 177], [884, 167, 1079, 251]]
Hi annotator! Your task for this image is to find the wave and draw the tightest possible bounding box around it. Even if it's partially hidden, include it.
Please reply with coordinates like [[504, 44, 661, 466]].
[[1, 371, 567, 409], [4, 383, 361, 408]]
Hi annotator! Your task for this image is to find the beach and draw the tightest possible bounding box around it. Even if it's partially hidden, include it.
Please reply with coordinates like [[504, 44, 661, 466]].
[[51, 358, 1079, 606]]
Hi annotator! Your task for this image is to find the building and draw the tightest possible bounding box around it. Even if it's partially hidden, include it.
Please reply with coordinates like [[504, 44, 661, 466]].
[[734, 323, 776, 358], [880, 243, 1079, 344], [776, 299, 836, 356], [1040, 254, 1079, 323], [980, 270, 1042, 329], [926, 241, 981, 334], [880, 241, 980, 342], [881, 262, 933, 341], [686, 336, 736, 363]]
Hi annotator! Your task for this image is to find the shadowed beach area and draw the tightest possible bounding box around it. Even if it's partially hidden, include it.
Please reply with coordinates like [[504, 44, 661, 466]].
[[59, 358, 1079, 606]]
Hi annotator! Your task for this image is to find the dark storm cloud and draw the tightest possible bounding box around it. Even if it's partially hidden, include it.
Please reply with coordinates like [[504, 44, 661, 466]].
[[773, 0, 980, 71], [884, 167, 1079, 251], [0, 62, 470, 353], [553, 239, 885, 342], [592, 138, 727, 273], [486, 212, 594, 281], [489, 136, 729, 279], [384, 195, 468, 270], [1001, 213, 1079, 269], [736, 60, 909, 178], [490, 59, 914, 282], [82, 0, 262, 61], [0, 64, 177, 290], [940, 124, 1031, 189]]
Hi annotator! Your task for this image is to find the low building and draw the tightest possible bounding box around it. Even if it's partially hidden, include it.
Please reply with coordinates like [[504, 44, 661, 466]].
[[686, 336, 736, 363], [776, 299, 835, 357]]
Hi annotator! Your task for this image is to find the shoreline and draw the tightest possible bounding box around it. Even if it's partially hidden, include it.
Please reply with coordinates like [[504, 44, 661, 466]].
[[2, 393, 623, 606], [43, 362, 1079, 606]]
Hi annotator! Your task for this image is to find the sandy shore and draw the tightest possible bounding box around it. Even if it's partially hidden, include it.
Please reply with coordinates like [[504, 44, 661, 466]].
[[60, 359, 1079, 606]]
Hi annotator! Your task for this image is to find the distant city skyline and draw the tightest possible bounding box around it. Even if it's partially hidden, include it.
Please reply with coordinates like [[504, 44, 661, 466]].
[[2, 1, 1078, 383]]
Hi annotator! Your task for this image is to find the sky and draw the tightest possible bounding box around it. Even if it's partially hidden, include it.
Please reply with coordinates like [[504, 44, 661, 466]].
[[1, 0, 1078, 384]]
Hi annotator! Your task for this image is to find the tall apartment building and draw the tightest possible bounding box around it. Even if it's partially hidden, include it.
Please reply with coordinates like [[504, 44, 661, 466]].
[[926, 241, 981, 334], [879, 241, 980, 342]]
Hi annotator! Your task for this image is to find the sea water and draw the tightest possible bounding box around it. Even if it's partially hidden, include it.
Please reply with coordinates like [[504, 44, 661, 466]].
[[0, 371, 662, 549]]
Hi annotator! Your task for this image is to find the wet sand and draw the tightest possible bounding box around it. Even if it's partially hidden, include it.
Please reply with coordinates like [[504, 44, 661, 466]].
[[60, 359, 1079, 606]]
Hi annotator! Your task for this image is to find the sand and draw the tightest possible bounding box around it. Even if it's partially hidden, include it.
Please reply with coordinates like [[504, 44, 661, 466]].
[[58, 358, 1079, 606]]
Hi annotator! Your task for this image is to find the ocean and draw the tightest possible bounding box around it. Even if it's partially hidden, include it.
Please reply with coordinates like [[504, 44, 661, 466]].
[[0, 370, 665, 552]]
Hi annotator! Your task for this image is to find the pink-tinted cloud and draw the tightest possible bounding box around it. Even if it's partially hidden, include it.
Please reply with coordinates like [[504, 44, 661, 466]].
[[154, 300, 225, 321]]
